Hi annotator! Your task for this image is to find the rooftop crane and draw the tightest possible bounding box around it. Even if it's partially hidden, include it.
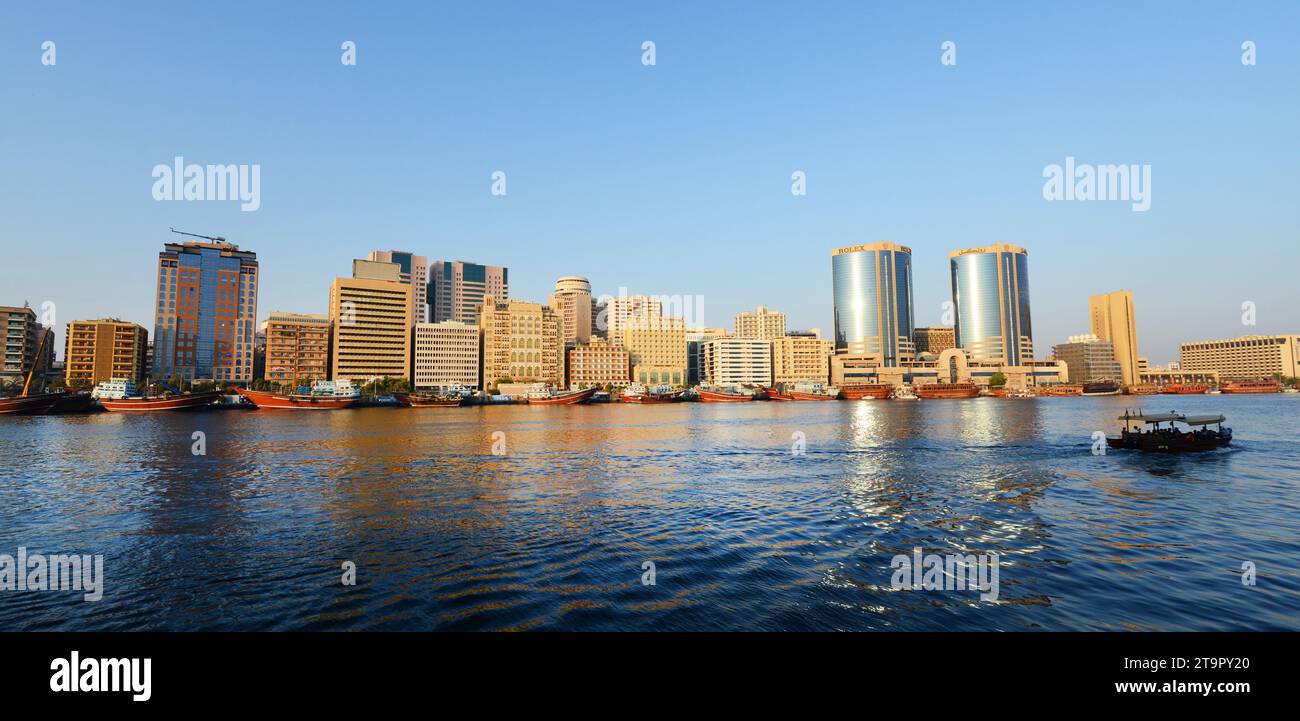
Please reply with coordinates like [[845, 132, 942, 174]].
[[169, 227, 228, 244]]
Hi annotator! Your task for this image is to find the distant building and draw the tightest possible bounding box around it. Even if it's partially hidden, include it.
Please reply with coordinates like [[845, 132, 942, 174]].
[[913, 326, 956, 355], [1, 305, 54, 385], [686, 327, 728, 386], [600, 294, 663, 343], [368, 250, 429, 325], [63, 319, 148, 387], [429, 260, 508, 325], [329, 262, 413, 382], [1180, 335, 1300, 380], [703, 336, 773, 387], [152, 240, 259, 383], [566, 338, 630, 389], [412, 321, 481, 392], [623, 313, 687, 387], [1089, 290, 1140, 386], [262, 313, 330, 386], [734, 306, 786, 340], [480, 298, 563, 387], [1052, 334, 1122, 383], [772, 331, 833, 385], [950, 244, 1033, 366], [832, 242, 915, 366], [549, 276, 594, 345]]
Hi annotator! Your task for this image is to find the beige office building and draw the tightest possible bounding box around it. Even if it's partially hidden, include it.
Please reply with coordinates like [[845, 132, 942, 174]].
[[1052, 334, 1122, 383], [704, 336, 773, 387], [1089, 290, 1140, 386], [367, 250, 429, 325], [601, 294, 663, 342], [623, 313, 687, 386], [566, 338, 631, 389], [480, 298, 563, 387], [772, 332, 834, 385], [429, 260, 509, 325], [1180, 335, 1300, 380], [549, 276, 594, 345], [329, 262, 413, 382], [63, 319, 148, 387], [262, 312, 331, 386], [734, 306, 787, 340], [412, 321, 481, 391]]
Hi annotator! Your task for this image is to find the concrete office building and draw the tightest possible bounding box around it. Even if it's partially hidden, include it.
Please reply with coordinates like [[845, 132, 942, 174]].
[[772, 331, 834, 385], [686, 326, 728, 386], [63, 318, 148, 387], [913, 326, 957, 355], [1089, 290, 1141, 386], [153, 240, 259, 383], [429, 260, 508, 325], [601, 294, 663, 343], [1180, 335, 1300, 380], [622, 313, 687, 387], [703, 336, 773, 387], [1, 305, 54, 385], [549, 276, 595, 345], [949, 244, 1033, 366], [566, 338, 631, 389], [1052, 334, 1122, 383], [329, 261, 413, 382], [412, 320, 481, 391]]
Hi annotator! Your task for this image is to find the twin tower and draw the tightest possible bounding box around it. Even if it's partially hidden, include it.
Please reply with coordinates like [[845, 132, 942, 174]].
[[831, 242, 1033, 367]]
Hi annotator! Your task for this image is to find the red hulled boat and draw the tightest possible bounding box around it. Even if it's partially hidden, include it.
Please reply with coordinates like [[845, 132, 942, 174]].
[[696, 387, 755, 403], [1161, 384, 1208, 395], [1220, 380, 1282, 394], [235, 380, 360, 410], [913, 382, 981, 399], [100, 391, 222, 412], [0, 393, 63, 415], [838, 384, 893, 400], [1125, 384, 1160, 395]]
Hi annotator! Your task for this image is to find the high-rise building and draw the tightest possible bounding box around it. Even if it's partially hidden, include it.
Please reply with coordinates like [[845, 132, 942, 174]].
[[480, 298, 563, 387], [703, 336, 773, 387], [153, 240, 259, 383], [1, 305, 54, 385], [549, 276, 594, 345], [262, 312, 331, 386], [1052, 334, 1122, 383], [949, 244, 1033, 366], [623, 313, 687, 387], [412, 321, 481, 391], [329, 262, 413, 382], [772, 331, 834, 385], [913, 326, 956, 355], [63, 319, 148, 387], [734, 306, 787, 340], [566, 338, 631, 389], [601, 294, 664, 342], [368, 250, 429, 325], [831, 243, 915, 366], [1089, 290, 1140, 386], [429, 260, 508, 325], [1180, 335, 1300, 380]]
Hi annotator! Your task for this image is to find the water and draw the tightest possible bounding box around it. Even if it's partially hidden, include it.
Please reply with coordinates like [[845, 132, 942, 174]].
[[1, 396, 1298, 631]]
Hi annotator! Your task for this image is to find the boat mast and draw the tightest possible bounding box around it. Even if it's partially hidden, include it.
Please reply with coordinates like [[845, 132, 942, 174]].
[[20, 327, 50, 398]]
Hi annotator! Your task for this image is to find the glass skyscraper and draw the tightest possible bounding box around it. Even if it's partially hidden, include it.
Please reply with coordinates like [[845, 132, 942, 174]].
[[153, 240, 259, 383], [949, 244, 1033, 366], [831, 242, 915, 366]]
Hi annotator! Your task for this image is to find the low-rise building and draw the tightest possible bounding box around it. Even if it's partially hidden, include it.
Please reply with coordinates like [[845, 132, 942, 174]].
[[1180, 335, 1300, 380], [1052, 334, 1122, 383], [703, 336, 773, 387], [566, 338, 630, 389], [412, 320, 481, 391], [63, 318, 149, 387], [263, 312, 331, 386], [772, 332, 833, 385]]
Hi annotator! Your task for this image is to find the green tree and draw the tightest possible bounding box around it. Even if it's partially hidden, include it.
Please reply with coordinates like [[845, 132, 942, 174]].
[[988, 372, 1008, 388]]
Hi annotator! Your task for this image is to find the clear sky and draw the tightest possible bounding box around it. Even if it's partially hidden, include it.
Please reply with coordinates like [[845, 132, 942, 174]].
[[3, 1, 1297, 364]]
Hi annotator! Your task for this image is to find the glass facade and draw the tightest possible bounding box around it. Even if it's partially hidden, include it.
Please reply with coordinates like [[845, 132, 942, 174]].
[[831, 243, 914, 366], [154, 242, 258, 382], [950, 246, 1032, 366]]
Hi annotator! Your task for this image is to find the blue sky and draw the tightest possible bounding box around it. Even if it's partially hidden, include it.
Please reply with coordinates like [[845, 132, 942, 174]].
[[3, 1, 1297, 364]]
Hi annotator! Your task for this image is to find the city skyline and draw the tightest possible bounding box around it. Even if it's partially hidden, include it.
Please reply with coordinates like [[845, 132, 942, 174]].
[[4, 2, 1298, 364]]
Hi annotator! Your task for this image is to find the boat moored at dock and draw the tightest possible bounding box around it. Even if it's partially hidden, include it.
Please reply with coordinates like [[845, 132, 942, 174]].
[[696, 386, 756, 403], [393, 391, 465, 407], [234, 380, 360, 410], [1220, 380, 1282, 394], [526, 387, 597, 405], [621, 383, 683, 403], [913, 382, 980, 399], [838, 383, 893, 400], [1082, 380, 1122, 396], [1161, 383, 1208, 395]]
